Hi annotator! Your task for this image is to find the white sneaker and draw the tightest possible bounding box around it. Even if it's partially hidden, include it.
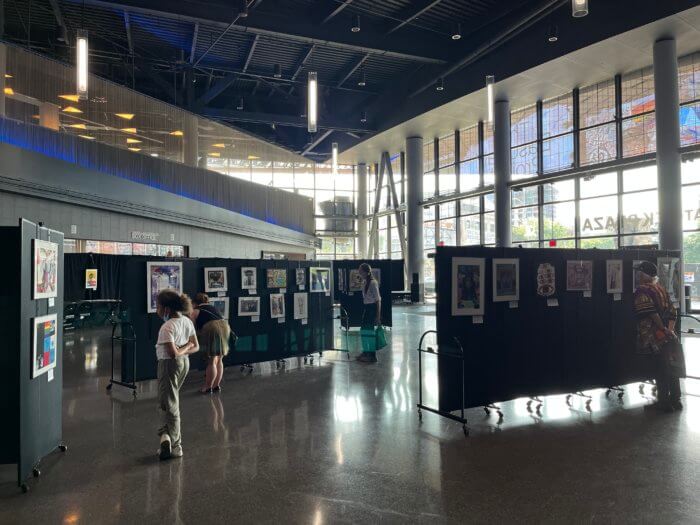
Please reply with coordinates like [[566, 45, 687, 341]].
[[171, 445, 183, 458], [159, 434, 172, 460]]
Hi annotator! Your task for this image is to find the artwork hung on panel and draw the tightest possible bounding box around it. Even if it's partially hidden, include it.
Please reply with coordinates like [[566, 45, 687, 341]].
[[658, 257, 681, 303], [204, 267, 227, 293], [266, 268, 287, 289], [241, 267, 257, 290], [32, 313, 57, 378], [492, 258, 519, 302], [566, 260, 593, 291], [536, 263, 556, 297], [338, 268, 346, 292], [310, 267, 331, 293], [606, 260, 623, 294], [633, 260, 644, 292], [294, 292, 308, 319], [209, 297, 229, 319], [85, 268, 98, 290], [238, 296, 261, 317], [296, 268, 306, 287], [270, 293, 286, 319], [348, 269, 364, 291], [451, 257, 485, 316], [33, 239, 59, 299], [147, 261, 183, 313]]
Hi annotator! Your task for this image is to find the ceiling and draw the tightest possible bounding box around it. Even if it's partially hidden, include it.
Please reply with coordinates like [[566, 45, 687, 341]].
[[2, 0, 699, 160]]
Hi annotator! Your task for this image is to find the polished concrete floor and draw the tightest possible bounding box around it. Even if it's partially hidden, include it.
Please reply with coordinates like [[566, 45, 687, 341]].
[[2, 305, 700, 523]]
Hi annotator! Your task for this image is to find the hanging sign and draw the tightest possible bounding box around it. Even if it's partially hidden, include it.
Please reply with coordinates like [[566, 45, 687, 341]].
[[537, 263, 555, 297], [85, 268, 98, 290]]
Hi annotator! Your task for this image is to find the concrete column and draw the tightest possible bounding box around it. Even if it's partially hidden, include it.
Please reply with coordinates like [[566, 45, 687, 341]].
[[654, 38, 682, 252], [39, 102, 60, 130], [183, 113, 199, 168], [494, 100, 511, 247], [0, 44, 6, 117], [357, 162, 368, 258], [406, 136, 424, 295]]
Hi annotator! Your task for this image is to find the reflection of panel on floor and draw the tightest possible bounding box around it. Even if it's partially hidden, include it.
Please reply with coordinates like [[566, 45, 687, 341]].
[[290, 327, 312, 354]]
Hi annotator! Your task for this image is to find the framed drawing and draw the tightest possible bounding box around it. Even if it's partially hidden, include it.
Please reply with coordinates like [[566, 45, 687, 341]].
[[310, 267, 331, 293], [566, 260, 593, 291], [492, 258, 519, 302], [348, 269, 363, 291], [537, 263, 556, 297], [606, 260, 623, 294], [32, 314, 58, 378], [633, 260, 644, 292], [658, 257, 681, 302], [238, 296, 261, 317], [33, 239, 59, 299], [204, 267, 227, 293], [266, 268, 287, 289], [209, 297, 229, 319], [295, 268, 306, 287], [270, 293, 286, 319], [241, 267, 257, 290], [147, 261, 183, 313], [85, 268, 98, 290], [451, 257, 485, 316], [294, 292, 308, 320]]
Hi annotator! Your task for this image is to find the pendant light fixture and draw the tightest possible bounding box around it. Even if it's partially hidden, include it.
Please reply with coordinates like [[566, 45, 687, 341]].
[[307, 71, 318, 133], [237, 97, 244, 110], [351, 15, 361, 33], [357, 67, 366, 87], [436, 77, 444, 91], [547, 24, 559, 42], [238, 0, 249, 18], [571, 0, 588, 18], [332, 142, 339, 176], [451, 23, 462, 41], [486, 75, 495, 123], [360, 110, 367, 124], [76, 29, 89, 100], [274, 64, 282, 78]]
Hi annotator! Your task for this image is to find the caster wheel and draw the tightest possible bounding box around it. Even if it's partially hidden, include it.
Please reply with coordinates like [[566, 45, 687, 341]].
[[21, 483, 28, 493], [59, 444, 68, 452], [106, 383, 113, 391], [32, 468, 40, 478]]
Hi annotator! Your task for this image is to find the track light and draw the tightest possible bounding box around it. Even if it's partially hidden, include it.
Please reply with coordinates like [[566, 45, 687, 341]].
[[237, 97, 244, 110], [486, 75, 495, 123], [360, 110, 367, 124], [547, 24, 559, 42], [238, 0, 249, 18], [436, 77, 444, 91], [307, 71, 318, 133], [274, 64, 282, 78], [357, 67, 366, 87], [76, 30, 89, 101], [451, 23, 462, 41], [332, 142, 338, 175], [571, 0, 588, 17], [351, 15, 361, 33]]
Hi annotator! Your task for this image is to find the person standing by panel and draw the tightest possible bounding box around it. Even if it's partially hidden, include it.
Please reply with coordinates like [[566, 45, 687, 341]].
[[191, 293, 231, 394], [357, 263, 381, 364]]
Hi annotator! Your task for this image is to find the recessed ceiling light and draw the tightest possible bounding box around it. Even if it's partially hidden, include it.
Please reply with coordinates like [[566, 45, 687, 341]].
[[68, 123, 87, 129], [78, 134, 95, 140], [128, 147, 141, 152], [126, 138, 142, 144], [212, 143, 226, 148], [121, 127, 137, 133], [209, 152, 221, 157], [4, 87, 14, 95], [63, 105, 83, 113], [59, 94, 81, 102], [169, 130, 184, 136], [451, 23, 462, 40], [115, 113, 135, 120]]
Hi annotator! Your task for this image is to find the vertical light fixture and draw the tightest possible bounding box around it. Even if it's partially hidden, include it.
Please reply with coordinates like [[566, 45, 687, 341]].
[[307, 71, 318, 133], [76, 30, 89, 101], [436, 77, 444, 91], [451, 23, 462, 40], [486, 75, 495, 123], [332, 142, 339, 176], [351, 15, 361, 33], [571, 0, 588, 17]]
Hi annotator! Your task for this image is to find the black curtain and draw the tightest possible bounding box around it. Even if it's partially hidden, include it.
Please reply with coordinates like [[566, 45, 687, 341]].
[[64, 254, 125, 302]]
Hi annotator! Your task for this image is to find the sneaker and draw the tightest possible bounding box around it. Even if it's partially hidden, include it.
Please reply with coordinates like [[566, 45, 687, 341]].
[[159, 434, 172, 460], [644, 402, 673, 413], [171, 446, 183, 458], [671, 400, 684, 411], [213, 386, 221, 393]]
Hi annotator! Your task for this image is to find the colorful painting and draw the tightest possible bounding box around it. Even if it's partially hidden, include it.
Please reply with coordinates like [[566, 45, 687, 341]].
[[310, 267, 331, 293], [238, 296, 261, 317], [566, 260, 593, 291], [492, 258, 519, 302], [147, 262, 183, 313], [294, 292, 308, 320], [85, 269, 98, 290], [296, 268, 306, 287], [537, 263, 556, 297], [270, 293, 286, 319], [241, 267, 257, 290], [204, 267, 227, 293], [606, 260, 623, 294], [33, 239, 59, 299], [266, 268, 287, 289], [32, 314, 57, 378], [452, 257, 485, 316], [209, 297, 229, 319]]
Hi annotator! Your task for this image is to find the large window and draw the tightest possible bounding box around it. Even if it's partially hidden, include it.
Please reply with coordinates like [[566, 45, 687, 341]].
[[542, 93, 574, 173], [511, 104, 538, 180], [423, 141, 436, 199], [621, 67, 656, 158], [579, 79, 617, 166], [679, 52, 700, 148]]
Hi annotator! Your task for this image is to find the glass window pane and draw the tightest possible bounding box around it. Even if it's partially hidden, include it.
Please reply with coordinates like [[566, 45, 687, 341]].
[[423, 221, 436, 249], [682, 184, 700, 230], [542, 93, 574, 138], [251, 160, 273, 186], [295, 164, 315, 188], [683, 157, 700, 185], [623, 165, 657, 192], [423, 172, 435, 199], [545, 239, 575, 249], [483, 122, 494, 155], [459, 125, 479, 160], [484, 193, 495, 212], [679, 53, 700, 104], [683, 231, 700, 310], [459, 215, 481, 246], [273, 162, 294, 188], [424, 252, 435, 293], [459, 159, 480, 191], [483, 212, 495, 244], [438, 165, 457, 195], [622, 113, 656, 157], [511, 143, 538, 180], [580, 237, 617, 249], [543, 134, 574, 173], [423, 141, 435, 173], [579, 196, 618, 237], [512, 206, 539, 242], [460, 197, 480, 215], [543, 179, 575, 202], [542, 201, 576, 239], [439, 218, 457, 245], [512, 186, 538, 207], [580, 123, 617, 166], [580, 79, 616, 127], [621, 67, 655, 117], [424, 205, 435, 221], [620, 234, 659, 247], [511, 104, 538, 146], [438, 134, 455, 168], [621, 190, 658, 234], [483, 154, 495, 185], [439, 201, 457, 217], [580, 171, 618, 198], [336, 165, 355, 191], [680, 102, 700, 147], [390, 228, 400, 254]]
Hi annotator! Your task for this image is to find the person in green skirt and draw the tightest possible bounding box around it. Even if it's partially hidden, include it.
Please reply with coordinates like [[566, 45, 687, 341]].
[[357, 263, 381, 363]]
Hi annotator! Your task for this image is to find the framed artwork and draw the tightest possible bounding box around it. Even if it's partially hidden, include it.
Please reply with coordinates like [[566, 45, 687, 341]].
[[633, 260, 644, 292], [33, 239, 59, 299], [566, 260, 593, 291], [85, 268, 98, 290], [270, 293, 286, 319], [294, 292, 308, 320], [296, 268, 306, 287], [238, 296, 261, 317], [492, 258, 519, 302], [266, 268, 287, 289], [147, 262, 183, 313], [537, 263, 556, 297], [209, 297, 229, 319], [204, 267, 227, 293], [337, 268, 346, 292], [310, 267, 331, 293], [348, 269, 363, 291], [658, 257, 681, 302], [451, 257, 485, 316], [32, 313, 57, 378], [606, 260, 623, 294], [241, 267, 257, 290]]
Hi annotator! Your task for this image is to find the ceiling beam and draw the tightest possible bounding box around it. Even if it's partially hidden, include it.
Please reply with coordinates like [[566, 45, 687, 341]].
[[336, 53, 369, 88], [202, 108, 373, 134], [302, 130, 334, 156], [196, 72, 238, 106], [136, 63, 175, 102], [242, 34, 259, 72], [47, 0, 70, 44], [321, 0, 354, 24], [386, 0, 443, 35], [123, 11, 133, 55], [189, 22, 199, 63], [288, 44, 314, 95]]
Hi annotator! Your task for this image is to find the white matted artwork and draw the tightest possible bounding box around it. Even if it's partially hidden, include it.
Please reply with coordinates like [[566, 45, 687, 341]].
[[32, 313, 58, 378], [270, 293, 286, 319], [33, 239, 59, 299], [293, 292, 308, 319], [296, 268, 306, 287], [238, 296, 260, 317], [209, 297, 229, 319], [633, 260, 644, 292], [348, 269, 363, 291], [204, 267, 227, 293], [451, 257, 485, 316], [658, 257, 681, 302], [606, 260, 623, 294], [147, 261, 183, 313], [536, 263, 556, 297], [310, 267, 331, 292], [241, 267, 257, 290], [492, 258, 519, 302], [566, 260, 593, 291]]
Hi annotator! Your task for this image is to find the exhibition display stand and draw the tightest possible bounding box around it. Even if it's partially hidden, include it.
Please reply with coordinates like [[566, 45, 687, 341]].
[[0, 219, 66, 492]]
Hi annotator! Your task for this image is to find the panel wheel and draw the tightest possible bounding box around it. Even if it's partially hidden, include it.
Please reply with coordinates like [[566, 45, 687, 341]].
[[463, 425, 469, 436], [21, 483, 29, 493], [106, 383, 113, 391], [32, 468, 41, 478], [59, 444, 68, 452]]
